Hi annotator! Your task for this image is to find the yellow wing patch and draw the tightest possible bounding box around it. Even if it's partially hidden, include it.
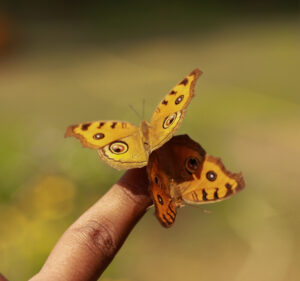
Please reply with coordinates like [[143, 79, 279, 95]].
[[178, 155, 245, 204], [97, 132, 148, 170], [148, 69, 202, 151], [65, 121, 139, 149]]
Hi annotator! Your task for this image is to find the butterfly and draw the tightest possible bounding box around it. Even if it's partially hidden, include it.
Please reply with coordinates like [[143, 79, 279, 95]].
[[147, 134, 245, 227], [65, 69, 202, 170]]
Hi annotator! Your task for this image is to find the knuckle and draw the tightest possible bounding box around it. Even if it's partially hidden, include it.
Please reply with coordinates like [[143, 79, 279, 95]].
[[71, 219, 118, 259]]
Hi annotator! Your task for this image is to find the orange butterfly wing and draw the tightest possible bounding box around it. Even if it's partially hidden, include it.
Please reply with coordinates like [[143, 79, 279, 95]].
[[176, 155, 245, 204], [147, 135, 206, 227], [147, 135, 245, 228]]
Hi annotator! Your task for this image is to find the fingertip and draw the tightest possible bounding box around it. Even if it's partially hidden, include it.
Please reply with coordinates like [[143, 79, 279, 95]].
[[0, 273, 9, 281], [117, 167, 150, 198]]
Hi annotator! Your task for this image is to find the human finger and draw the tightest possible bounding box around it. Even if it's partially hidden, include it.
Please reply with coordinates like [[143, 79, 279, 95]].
[[30, 167, 152, 281]]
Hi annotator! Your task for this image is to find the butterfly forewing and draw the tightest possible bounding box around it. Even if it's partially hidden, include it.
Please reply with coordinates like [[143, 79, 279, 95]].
[[178, 155, 245, 205], [65, 121, 139, 149], [148, 69, 202, 151]]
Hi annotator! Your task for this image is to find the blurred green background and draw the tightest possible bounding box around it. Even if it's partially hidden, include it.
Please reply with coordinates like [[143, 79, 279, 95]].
[[0, 1, 299, 280]]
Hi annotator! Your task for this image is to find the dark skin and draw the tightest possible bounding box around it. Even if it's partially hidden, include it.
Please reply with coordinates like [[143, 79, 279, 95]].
[[1, 168, 152, 281]]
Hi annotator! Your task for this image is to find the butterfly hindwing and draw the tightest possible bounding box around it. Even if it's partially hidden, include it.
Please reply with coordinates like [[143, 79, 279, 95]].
[[148, 69, 202, 151], [147, 135, 245, 227], [97, 132, 148, 170], [147, 135, 206, 227], [147, 148, 177, 227]]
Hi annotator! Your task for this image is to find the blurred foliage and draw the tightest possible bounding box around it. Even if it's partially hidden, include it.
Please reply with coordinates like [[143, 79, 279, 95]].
[[1, 0, 298, 18], [0, 1, 299, 281]]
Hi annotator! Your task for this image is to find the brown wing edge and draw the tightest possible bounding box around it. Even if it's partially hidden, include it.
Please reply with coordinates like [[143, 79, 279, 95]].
[[64, 124, 99, 149], [174, 68, 203, 108], [166, 134, 206, 154], [64, 124, 77, 138], [188, 68, 203, 96]]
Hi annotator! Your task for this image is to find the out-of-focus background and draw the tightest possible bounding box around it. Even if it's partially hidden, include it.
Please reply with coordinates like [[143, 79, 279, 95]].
[[0, 1, 299, 280]]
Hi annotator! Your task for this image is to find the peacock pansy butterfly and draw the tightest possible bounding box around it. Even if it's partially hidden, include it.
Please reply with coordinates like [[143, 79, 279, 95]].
[[65, 69, 202, 170], [147, 134, 245, 227]]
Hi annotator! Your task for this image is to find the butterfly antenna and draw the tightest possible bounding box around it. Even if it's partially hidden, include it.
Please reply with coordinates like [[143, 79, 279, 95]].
[[129, 104, 143, 121], [189, 204, 212, 214]]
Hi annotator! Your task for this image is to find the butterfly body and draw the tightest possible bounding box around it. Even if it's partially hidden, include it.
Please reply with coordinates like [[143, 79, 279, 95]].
[[65, 69, 202, 170], [147, 135, 245, 227], [140, 120, 151, 151]]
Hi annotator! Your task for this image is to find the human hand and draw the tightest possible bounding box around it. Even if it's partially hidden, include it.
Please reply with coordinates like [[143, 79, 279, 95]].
[[26, 167, 152, 281]]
